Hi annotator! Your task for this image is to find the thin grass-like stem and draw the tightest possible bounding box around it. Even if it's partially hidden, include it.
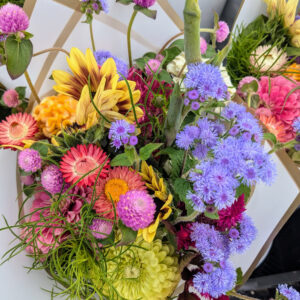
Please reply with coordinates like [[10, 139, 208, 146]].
[[127, 10, 138, 68]]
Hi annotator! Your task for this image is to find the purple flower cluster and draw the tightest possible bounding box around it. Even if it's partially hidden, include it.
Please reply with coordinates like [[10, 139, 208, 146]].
[[41, 165, 64, 194], [80, 0, 108, 14], [293, 117, 300, 133], [109, 120, 137, 149], [133, 0, 156, 8], [184, 63, 228, 101], [94, 50, 128, 77], [193, 261, 236, 298], [18, 149, 42, 173], [278, 284, 300, 300]]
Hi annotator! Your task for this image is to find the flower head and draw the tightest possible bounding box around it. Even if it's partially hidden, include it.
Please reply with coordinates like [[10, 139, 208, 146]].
[[176, 223, 194, 251], [133, 0, 156, 8], [0, 3, 29, 34], [41, 165, 64, 194], [200, 37, 207, 54], [18, 149, 42, 173], [21, 175, 34, 185], [89, 219, 113, 239], [3, 89, 19, 107], [0, 113, 38, 148], [109, 120, 137, 149], [117, 190, 156, 231], [145, 58, 161, 76], [60, 144, 110, 187], [293, 117, 300, 133], [278, 284, 300, 300], [216, 21, 229, 43]]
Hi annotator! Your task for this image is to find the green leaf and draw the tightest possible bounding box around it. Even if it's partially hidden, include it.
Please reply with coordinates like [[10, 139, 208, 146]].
[[5, 36, 33, 79], [202, 44, 216, 59], [118, 221, 137, 245], [286, 46, 300, 56], [23, 184, 35, 197], [162, 47, 182, 66], [263, 132, 278, 145], [235, 183, 251, 202], [15, 86, 26, 99], [209, 36, 232, 66], [124, 147, 135, 164], [98, 229, 115, 246], [168, 39, 185, 52], [116, 0, 133, 5], [143, 51, 156, 59], [292, 150, 300, 162], [110, 153, 133, 167], [135, 57, 146, 70], [30, 141, 49, 156], [173, 178, 194, 215], [166, 230, 177, 249], [157, 69, 173, 84], [204, 211, 219, 220], [241, 80, 259, 93], [236, 267, 243, 285], [133, 5, 157, 19], [23, 31, 34, 40], [139, 143, 163, 161], [62, 131, 79, 148]]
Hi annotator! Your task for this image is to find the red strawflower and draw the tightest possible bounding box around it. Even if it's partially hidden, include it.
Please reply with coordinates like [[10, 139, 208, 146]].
[[176, 223, 195, 250], [60, 144, 110, 187], [0, 113, 38, 149], [217, 194, 246, 231]]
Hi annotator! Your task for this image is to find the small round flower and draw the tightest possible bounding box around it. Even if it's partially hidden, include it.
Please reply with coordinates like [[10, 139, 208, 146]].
[[191, 101, 200, 110], [200, 37, 207, 54], [92, 3, 99, 10], [216, 21, 229, 43], [99, 0, 109, 13], [129, 135, 138, 146], [187, 89, 199, 100], [145, 58, 161, 76], [18, 149, 42, 172], [128, 124, 136, 134], [295, 144, 300, 151], [184, 98, 190, 106], [229, 126, 239, 136], [133, 0, 156, 8], [293, 117, 300, 133], [0, 3, 29, 34], [3, 89, 19, 108], [41, 165, 64, 194], [20, 175, 34, 186], [89, 219, 113, 239], [203, 262, 214, 273], [229, 228, 240, 239], [109, 119, 131, 140], [117, 190, 156, 231]]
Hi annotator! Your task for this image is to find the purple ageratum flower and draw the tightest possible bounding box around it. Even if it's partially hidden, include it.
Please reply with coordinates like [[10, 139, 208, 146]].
[[89, 219, 113, 239], [229, 228, 240, 239], [229, 213, 257, 254], [41, 165, 64, 194], [0, 3, 29, 34], [200, 37, 207, 54], [193, 261, 236, 298], [293, 117, 300, 133], [190, 223, 230, 263], [18, 149, 42, 173], [278, 284, 300, 300], [191, 101, 200, 110], [192, 143, 208, 160], [98, 0, 109, 13], [92, 3, 99, 11], [295, 144, 300, 151], [216, 21, 230, 43], [133, 0, 156, 8], [187, 191, 206, 212], [184, 63, 228, 101], [187, 89, 199, 100], [229, 126, 239, 136], [94, 50, 127, 77], [145, 58, 161, 76], [175, 125, 200, 150], [203, 262, 214, 273], [184, 98, 190, 106], [129, 135, 138, 146], [221, 102, 246, 120], [109, 119, 131, 140]]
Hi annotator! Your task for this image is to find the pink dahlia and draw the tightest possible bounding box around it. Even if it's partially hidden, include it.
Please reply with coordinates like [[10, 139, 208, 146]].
[[3, 89, 19, 107], [216, 21, 229, 43], [117, 190, 156, 230], [0, 3, 29, 34], [0, 113, 38, 148], [145, 58, 161, 76], [93, 167, 146, 220], [217, 194, 246, 231], [41, 165, 64, 194], [18, 149, 42, 172], [200, 37, 207, 55], [60, 144, 110, 187], [133, 0, 156, 8], [89, 219, 113, 239], [237, 76, 260, 99]]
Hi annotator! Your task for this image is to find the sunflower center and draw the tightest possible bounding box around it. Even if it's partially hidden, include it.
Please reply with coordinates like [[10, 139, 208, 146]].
[[105, 179, 129, 202], [123, 265, 140, 279], [9, 122, 26, 140], [75, 157, 97, 175]]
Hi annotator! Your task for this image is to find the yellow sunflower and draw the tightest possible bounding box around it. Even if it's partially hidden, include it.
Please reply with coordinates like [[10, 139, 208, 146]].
[[138, 161, 173, 243]]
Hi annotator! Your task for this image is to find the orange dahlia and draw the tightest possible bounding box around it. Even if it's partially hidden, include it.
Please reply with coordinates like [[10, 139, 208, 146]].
[[93, 167, 146, 220], [60, 144, 110, 187], [33, 94, 77, 137], [0, 113, 38, 149]]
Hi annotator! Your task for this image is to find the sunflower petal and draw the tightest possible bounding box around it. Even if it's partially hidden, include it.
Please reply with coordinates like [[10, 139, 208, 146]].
[[86, 48, 101, 91], [100, 58, 117, 78], [76, 85, 91, 125]]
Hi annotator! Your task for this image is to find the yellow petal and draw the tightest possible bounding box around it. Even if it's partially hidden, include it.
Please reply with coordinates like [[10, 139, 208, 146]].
[[100, 58, 117, 78], [86, 48, 101, 91], [291, 34, 300, 47], [52, 70, 73, 85], [284, 0, 298, 27], [290, 19, 300, 35], [67, 48, 88, 86], [76, 85, 90, 125]]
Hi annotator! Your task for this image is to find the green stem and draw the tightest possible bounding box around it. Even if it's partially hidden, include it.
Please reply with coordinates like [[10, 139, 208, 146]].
[[174, 211, 199, 224], [247, 93, 252, 108], [89, 22, 96, 52], [199, 28, 215, 33], [127, 10, 138, 68], [184, 0, 202, 65]]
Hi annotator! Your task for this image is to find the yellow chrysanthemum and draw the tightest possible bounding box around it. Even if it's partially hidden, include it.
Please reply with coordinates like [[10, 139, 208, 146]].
[[102, 238, 180, 300], [33, 94, 77, 137], [138, 161, 173, 243]]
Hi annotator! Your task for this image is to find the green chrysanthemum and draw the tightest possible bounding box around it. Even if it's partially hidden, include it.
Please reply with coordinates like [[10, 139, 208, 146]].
[[101, 238, 180, 300]]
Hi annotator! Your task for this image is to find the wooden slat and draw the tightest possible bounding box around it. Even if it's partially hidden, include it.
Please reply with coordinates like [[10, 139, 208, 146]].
[[23, 0, 37, 19]]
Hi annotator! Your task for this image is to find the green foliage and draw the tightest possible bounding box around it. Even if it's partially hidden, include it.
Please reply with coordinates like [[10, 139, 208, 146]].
[[235, 183, 251, 202], [173, 178, 194, 215], [0, 0, 24, 6], [139, 143, 163, 161], [133, 4, 157, 19], [204, 211, 219, 220], [110, 152, 134, 167]]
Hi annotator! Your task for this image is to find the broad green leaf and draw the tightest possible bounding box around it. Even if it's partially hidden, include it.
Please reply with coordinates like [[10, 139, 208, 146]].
[[236, 267, 243, 285], [5, 36, 33, 79], [263, 132, 278, 145], [23, 184, 35, 197], [133, 5, 157, 19], [135, 57, 146, 70], [235, 183, 251, 202], [118, 221, 137, 245], [98, 229, 115, 246], [202, 44, 216, 59], [240, 80, 259, 93], [30, 141, 49, 156], [158, 69, 173, 84], [15, 86, 26, 99], [125, 147, 135, 164], [110, 153, 133, 167], [139, 143, 163, 161], [168, 39, 185, 52], [286, 46, 300, 56], [204, 211, 219, 220], [173, 178, 194, 216], [143, 51, 156, 59]]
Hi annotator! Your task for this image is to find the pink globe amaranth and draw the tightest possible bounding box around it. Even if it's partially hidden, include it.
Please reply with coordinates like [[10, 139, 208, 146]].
[[18, 149, 42, 173], [3, 89, 19, 107], [200, 37, 207, 55], [0, 3, 29, 34], [41, 165, 64, 194], [145, 58, 161, 76], [21, 175, 34, 185], [216, 21, 229, 43], [237, 76, 261, 99], [89, 219, 113, 239], [133, 0, 156, 8], [117, 190, 156, 231]]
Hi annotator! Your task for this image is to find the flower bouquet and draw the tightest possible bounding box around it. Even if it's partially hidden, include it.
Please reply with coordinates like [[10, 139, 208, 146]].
[[227, 0, 300, 165], [0, 1, 291, 299]]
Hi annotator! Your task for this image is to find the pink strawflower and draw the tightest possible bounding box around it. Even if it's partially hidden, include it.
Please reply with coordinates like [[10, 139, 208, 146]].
[[216, 21, 229, 43], [21, 175, 34, 185], [117, 190, 156, 231], [217, 194, 246, 231], [3, 89, 19, 107], [0, 3, 29, 34], [237, 76, 260, 99], [41, 165, 63, 194], [145, 58, 161, 76], [200, 37, 207, 54], [133, 0, 156, 8], [89, 219, 113, 239], [18, 149, 42, 172]]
